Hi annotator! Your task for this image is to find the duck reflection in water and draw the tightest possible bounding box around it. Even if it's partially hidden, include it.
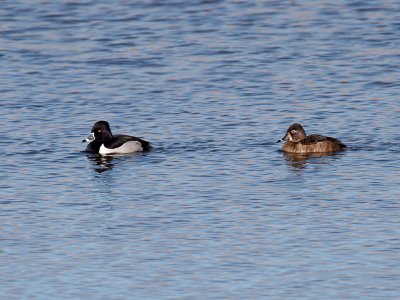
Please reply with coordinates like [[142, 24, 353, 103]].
[[87, 153, 116, 173], [283, 151, 343, 169]]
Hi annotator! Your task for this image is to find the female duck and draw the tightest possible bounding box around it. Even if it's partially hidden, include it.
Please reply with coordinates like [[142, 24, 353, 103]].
[[83, 121, 152, 154], [278, 123, 346, 153]]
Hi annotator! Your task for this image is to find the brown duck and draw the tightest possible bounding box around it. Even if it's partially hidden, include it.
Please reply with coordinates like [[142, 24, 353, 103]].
[[278, 123, 346, 153]]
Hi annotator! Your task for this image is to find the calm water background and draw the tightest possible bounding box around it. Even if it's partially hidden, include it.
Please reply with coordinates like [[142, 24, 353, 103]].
[[1, 0, 400, 299]]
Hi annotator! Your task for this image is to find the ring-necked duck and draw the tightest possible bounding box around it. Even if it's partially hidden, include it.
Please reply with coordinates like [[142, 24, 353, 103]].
[[277, 123, 346, 153], [83, 121, 152, 154]]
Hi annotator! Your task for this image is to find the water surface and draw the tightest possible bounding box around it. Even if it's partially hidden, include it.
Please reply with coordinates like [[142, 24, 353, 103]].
[[1, 1, 399, 299]]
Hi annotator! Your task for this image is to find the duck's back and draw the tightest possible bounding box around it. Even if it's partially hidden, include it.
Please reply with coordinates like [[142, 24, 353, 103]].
[[102, 134, 152, 153], [283, 134, 346, 153]]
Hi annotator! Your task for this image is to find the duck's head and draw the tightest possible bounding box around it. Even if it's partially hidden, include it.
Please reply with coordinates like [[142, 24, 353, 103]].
[[278, 123, 306, 143], [83, 120, 113, 142]]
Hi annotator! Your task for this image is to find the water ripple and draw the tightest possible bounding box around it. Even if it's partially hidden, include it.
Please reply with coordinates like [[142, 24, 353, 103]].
[[1, 0, 400, 299]]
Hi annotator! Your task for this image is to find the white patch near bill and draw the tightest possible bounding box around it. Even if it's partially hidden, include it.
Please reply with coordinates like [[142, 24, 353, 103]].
[[84, 132, 95, 143], [99, 141, 143, 154]]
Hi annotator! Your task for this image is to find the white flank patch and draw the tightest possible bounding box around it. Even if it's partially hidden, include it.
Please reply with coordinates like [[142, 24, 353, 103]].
[[99, 141, 143, 155]]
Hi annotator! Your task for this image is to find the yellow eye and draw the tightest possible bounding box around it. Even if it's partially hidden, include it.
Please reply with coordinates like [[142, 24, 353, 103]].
[[97, 129, 102, 132]]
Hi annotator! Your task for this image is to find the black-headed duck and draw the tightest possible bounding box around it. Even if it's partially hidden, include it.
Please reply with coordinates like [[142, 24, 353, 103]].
[[83, 121, 152, 154]]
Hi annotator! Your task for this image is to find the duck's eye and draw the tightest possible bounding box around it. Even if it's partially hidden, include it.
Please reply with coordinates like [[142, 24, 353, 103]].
[[97, 129, 102, 132], [291, 130, 296, 134]]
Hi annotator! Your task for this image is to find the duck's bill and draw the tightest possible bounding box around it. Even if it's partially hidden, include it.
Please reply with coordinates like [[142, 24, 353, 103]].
[[82, 132, 95, 143], [277, 134, 288, 143]]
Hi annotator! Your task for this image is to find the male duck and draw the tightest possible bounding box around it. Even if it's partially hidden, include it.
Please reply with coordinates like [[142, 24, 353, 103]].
[[83, 121, 152, 154], [278, 123, 346, 153]]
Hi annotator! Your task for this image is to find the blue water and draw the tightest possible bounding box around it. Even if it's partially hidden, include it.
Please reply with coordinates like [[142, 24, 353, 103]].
[[1, 1, 400, 299]]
